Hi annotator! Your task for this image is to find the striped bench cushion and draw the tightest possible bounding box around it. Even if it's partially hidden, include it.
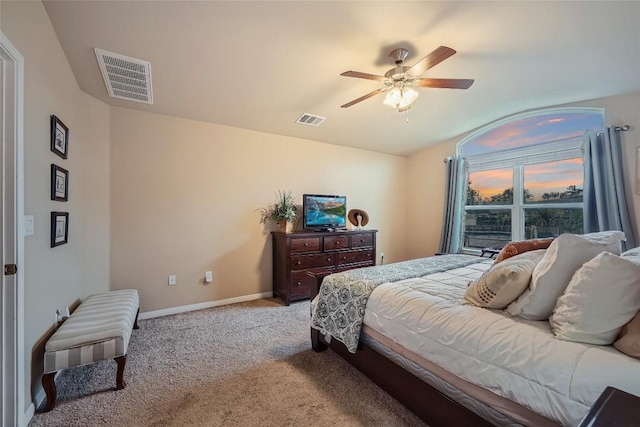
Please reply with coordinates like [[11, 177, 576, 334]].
[[44, 289, 139, 374]]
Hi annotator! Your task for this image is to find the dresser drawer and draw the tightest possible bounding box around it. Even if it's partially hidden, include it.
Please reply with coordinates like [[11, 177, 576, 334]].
[[323, 235, 349, 251], [304, 267, 335, 278], [336, 260, 374, 272], [351, 233, 373, 248], [337, 249, 374, 266], [291, 253, 336, 270], [290, 271, 315, 298], [290, 237, 321, 254]]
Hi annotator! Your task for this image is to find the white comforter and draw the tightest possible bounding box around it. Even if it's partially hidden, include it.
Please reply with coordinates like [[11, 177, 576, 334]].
[[363, 261, 640, 426]]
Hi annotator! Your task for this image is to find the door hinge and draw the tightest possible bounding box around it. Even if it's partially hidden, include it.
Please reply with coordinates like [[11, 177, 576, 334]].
[[4, 264, 17, 275]]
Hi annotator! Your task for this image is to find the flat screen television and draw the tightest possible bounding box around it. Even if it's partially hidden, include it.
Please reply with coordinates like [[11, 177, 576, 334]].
[[303, 194, 347, 231]]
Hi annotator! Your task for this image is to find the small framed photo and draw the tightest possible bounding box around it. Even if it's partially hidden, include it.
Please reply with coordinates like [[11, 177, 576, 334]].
[[51, 212, 69, 247], [50, 115, 69, 159], [51, 164, 69, 202]]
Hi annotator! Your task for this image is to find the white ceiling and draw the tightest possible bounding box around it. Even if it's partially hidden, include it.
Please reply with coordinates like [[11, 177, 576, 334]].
[[43, 1, 640, 156]]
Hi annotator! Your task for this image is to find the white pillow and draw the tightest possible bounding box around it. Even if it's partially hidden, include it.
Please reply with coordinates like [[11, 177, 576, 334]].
[[622, 247, 640, 258], [465, 250, 545, 309], [506, 231, 625, 320], [580, 230, 626, 248], [550, 252, 640, 345]]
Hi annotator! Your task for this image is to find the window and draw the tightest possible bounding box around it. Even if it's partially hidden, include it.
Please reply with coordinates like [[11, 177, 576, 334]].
[[459, 108, 603, 251]]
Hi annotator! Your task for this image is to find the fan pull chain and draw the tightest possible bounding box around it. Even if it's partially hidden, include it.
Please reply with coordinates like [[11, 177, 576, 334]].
[[406, 107, 410, 124]]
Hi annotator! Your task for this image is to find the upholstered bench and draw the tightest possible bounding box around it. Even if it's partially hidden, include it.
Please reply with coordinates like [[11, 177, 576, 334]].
[[42, 289, 140, 411]]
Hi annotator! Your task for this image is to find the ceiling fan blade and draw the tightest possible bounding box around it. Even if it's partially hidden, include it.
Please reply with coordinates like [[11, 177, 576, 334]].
[[341, 88, 385, 108], [415, 78, 474, 89], [406, 46, 457, 77], [340, 71, 386, 81]]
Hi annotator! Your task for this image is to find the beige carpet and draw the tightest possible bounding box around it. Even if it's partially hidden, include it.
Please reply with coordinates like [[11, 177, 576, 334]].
[[29, 298, 427, 426]]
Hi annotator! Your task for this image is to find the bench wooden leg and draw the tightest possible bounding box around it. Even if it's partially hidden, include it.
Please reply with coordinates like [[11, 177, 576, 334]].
[[115, 356, 127, 390], [133, 309, 140, 329], [42, 372, 57, 412]]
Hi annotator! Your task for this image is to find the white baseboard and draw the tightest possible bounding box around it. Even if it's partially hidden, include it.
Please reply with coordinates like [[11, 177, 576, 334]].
[[138, 292, 274, 320], [22, 402, 35, 427]]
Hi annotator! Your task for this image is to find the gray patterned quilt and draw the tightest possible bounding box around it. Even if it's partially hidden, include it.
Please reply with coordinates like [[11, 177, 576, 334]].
[[310, 254, 482, 353]]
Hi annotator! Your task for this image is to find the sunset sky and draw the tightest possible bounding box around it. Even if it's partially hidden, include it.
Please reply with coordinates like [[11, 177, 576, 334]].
[[465, 111, 601, 200], [470, 158, 584, 201], [463, 111, 603, 156]]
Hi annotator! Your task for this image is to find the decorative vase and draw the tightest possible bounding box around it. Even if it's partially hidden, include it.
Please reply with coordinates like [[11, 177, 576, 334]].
[[279, 220, 293, 233]]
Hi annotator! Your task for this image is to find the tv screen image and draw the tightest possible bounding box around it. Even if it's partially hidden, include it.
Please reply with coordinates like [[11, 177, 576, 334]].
[[303, 194, 347, 230]]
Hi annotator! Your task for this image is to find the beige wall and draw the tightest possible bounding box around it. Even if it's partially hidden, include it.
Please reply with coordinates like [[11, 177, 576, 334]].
[[1, 0, 111, 414], [406, 92, 640, 259], [110, 107, 407, 312]]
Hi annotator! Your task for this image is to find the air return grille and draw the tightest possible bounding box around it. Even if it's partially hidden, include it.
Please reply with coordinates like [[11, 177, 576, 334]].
[[94, 48, 153, 104], [296, 113, 326, 126]]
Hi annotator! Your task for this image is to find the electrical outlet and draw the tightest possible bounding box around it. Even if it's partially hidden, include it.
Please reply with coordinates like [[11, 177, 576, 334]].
[[168, 274, 176, 286], [205, 271, 213, 283]]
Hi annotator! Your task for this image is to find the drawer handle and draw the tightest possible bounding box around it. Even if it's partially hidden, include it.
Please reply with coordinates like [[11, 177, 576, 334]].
[[297, 261, 301, 265], [327, 258, 331, 262], [343, 257, 347, 260], [297, 281, 302, 285], [360, 239, 365, 242], [304, 243, 309, 246]]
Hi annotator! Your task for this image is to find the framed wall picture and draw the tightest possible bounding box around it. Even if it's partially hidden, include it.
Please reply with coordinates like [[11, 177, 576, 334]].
[[51, 164, 69, 202], [50, 115, 69, 159], [51, 212, 69, 247]]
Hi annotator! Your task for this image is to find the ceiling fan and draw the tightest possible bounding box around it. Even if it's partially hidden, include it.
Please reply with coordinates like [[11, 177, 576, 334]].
[[340, 46, 474, 111]]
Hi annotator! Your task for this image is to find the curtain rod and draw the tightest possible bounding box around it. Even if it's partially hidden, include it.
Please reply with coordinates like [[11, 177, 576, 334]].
[[597, 124, 631, 135]]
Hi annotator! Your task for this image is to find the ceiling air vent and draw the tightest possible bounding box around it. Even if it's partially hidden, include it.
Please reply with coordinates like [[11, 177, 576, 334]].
[[94, 48, 153, 104], [296, 113, 326, 127]]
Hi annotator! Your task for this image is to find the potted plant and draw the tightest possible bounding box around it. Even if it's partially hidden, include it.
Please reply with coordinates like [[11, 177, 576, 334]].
[[259, 190, 297, 233]]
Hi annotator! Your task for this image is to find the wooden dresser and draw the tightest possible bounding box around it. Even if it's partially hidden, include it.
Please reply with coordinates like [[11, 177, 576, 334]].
[[272, 229, 377, 305]]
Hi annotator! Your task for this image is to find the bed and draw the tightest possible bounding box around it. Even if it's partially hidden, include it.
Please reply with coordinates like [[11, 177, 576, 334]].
[[310, 247, 640, 427]]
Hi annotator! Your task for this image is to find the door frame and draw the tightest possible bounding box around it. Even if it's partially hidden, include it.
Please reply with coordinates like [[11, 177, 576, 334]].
[[1, 32, 25, 427]]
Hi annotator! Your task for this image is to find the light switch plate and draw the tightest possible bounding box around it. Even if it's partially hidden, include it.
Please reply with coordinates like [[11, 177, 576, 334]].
[[25, 215, 34, 236], [168, 275, 176, 286]]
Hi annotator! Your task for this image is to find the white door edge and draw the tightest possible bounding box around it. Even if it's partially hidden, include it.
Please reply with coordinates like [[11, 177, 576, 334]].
[[1, 31, 26, 427]]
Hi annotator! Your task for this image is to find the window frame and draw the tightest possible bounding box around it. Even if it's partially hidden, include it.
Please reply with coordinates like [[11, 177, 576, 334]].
[[458, 107, 603, 252]]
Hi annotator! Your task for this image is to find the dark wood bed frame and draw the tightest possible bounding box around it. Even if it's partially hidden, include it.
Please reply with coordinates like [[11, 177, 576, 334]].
[[311, 328, 494, 427], [312, 328, 636, 427]]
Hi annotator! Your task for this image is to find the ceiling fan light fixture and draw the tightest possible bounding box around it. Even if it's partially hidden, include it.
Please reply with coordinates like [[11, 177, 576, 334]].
[[398, 86, 419, 109], [383, 85, 418, 110], [382, 87, 402, 107]]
